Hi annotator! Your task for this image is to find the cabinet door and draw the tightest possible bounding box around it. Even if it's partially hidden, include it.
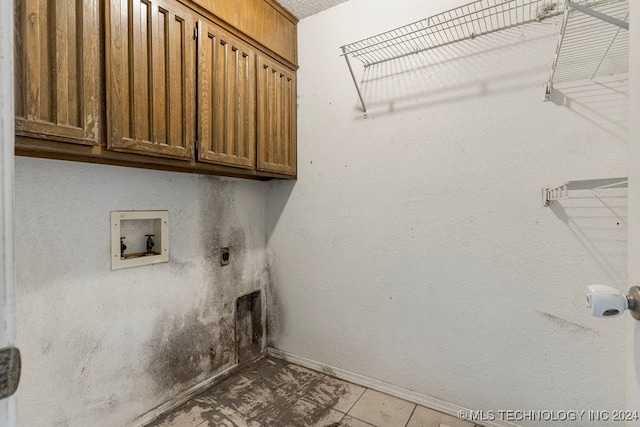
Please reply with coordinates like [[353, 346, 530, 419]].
[[257, 55, 296, 175], [191, 0, 298, 66], [14, 0, 100, 145], [106, 0, 196, 160], [197, 20, 256, 169]]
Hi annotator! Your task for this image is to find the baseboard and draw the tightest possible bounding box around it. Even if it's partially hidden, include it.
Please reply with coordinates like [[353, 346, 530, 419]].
[[127, 359, 253, 427], [266, 348, 519, 427]]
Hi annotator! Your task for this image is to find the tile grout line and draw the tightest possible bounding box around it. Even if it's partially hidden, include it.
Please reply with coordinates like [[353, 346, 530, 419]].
[[347, 414, 378, 427], [296, 394, 350, 426], [343, 385, 368, 417], [404, 404, 418, 427], [296, 369, 370, 426], [291, 370, 353, 426], [299, 372, 371, 426], [345, 386, 368, 418], [347, 387, 418, 427], [343, 387, 384, 426], [337, 411, 347, 426]]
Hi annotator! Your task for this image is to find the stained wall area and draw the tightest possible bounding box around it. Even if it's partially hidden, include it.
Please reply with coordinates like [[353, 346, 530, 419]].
[[266, 0, 629, 423], [14, 157, 268, 427]]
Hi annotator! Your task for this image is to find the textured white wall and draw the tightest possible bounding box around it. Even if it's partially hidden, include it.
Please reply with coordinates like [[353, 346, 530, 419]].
[[267, 0, 629, 423], [15, 158, 268, 427]]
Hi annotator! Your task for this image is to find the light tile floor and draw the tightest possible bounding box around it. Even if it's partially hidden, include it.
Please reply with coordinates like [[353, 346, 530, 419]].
[[147, 357, 481, 427]]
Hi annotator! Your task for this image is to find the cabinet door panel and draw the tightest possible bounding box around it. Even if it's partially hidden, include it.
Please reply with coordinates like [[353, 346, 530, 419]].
[[257, 56, 296, 175], [190, 0, 297, 66], [106, 0, 196, 160], [198, 20, 256, 169], [14, 0, 100, 145]]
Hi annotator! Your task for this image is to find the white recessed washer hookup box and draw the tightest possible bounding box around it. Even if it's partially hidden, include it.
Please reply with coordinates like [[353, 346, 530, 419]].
[[111, 210, 169, 270]]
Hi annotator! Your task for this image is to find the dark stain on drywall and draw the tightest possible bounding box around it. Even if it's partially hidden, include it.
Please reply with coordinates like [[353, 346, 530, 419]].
[[212, 312, 236, 371], [146, 312, 218, 390], [199, 181, 249, 287], [265, 257, 284, 347], [537, 311, 599, 336], [146, 178, 268, 394], [145, 290, 240, 391]]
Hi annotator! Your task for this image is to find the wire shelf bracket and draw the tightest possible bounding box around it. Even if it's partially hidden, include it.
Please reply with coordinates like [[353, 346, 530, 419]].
[[545, 0, 629, 100], [341, 46, 368, 112], [542, 177, 628, 206], [340, 0, 566, 112]]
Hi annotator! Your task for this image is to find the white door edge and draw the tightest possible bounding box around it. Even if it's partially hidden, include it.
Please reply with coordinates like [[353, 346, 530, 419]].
[[0, 0, 16, 425], [628, 2, 640, 425]]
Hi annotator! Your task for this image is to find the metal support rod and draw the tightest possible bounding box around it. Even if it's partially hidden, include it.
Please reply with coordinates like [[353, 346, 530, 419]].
[[590, 11, 629, 79], [342, 48, 367, 113], [568, 1, 629, 30], [545, 3, 571, 100]]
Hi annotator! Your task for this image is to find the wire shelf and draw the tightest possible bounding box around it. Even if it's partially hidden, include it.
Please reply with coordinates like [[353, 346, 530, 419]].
[[340, 0, 565, 111], [340, 0, 564, 67], [546, 0, 629, 98], [339, 0, 629, 112]]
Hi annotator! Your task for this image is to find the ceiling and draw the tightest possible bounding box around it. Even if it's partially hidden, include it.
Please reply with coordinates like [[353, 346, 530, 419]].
[[274, 0, 347, 20]]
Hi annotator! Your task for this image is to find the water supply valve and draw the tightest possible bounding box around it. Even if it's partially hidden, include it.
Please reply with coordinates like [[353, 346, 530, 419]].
[[145, 234, 155, 254]]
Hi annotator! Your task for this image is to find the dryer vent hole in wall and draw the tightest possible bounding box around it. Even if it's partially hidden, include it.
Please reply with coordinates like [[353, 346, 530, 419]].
[[236, 291, 263, 364]]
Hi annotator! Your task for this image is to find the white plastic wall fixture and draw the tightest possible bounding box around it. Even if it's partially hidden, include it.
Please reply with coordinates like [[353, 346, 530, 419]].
[[111, 211, 169, 270], [587, 285, 640, 320], [586, 285, 628, 317]]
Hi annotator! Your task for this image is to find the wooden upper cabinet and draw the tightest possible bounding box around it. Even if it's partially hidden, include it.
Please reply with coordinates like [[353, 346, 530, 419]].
[[14, 0, 100, 145], [257, 55, 296, 176], [190, 0, 297, 65], [15, 0, 297, 179], [197, 20, 256, 169], [106, 0, 196, 160]]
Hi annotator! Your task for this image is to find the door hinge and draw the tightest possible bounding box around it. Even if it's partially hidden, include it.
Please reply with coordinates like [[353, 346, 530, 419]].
[[193, 27, 199, 40], [0, 347, 21, 399]]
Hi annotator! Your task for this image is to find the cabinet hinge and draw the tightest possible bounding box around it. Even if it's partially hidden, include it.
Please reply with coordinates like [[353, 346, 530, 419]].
[[193, 27, 199, 40]]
